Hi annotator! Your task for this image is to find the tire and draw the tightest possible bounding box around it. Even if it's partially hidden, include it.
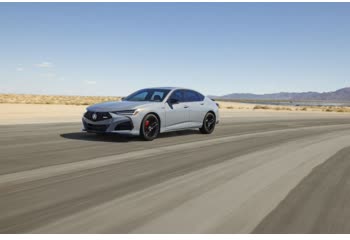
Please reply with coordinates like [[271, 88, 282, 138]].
[[200, 112, 216, 134], [140, 113, 160, 141]]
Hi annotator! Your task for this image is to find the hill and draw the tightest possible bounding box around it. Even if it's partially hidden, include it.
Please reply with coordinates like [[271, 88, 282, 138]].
[[212, 87, 350, 101]]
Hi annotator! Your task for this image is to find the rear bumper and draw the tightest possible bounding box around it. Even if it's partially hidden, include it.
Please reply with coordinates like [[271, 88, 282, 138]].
[[82, 114, 140, 136]]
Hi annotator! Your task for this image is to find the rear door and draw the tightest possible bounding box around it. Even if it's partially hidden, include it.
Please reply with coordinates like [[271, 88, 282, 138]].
[[184, 90, 207, 127], [165, 90, 190, 130]]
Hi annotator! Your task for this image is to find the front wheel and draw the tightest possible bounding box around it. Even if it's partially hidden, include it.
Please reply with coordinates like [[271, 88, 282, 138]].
[[200, 112, 216, 134], [140, 113, 160, 141]]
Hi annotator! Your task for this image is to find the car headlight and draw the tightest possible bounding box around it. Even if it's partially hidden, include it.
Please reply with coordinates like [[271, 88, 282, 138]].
[[111, 110, 139, 116]]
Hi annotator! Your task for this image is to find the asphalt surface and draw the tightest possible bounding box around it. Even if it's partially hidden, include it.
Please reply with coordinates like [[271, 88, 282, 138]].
[[254, 146, 350, 234], [1, 112, 350, 233]]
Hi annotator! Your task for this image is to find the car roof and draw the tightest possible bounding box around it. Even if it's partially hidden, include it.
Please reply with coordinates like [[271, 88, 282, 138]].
[[145, 87, 179, 90], [137, 87, 206, 98], [145, 87, 196, 91]]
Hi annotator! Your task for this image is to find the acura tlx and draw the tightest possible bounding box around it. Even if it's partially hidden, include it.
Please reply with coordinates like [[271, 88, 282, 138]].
[[82, 87, 219, 141]]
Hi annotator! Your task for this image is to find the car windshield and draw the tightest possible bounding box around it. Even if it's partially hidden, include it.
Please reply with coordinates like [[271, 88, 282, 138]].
[[124, 89, 171, 102]]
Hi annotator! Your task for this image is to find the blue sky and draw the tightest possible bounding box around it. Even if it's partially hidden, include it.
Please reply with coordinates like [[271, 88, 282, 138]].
[[0, 3, 349, 96]]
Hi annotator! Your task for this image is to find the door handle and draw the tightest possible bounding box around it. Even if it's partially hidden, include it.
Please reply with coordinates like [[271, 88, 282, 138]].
[[184, 105, 189, 108], [200, 103, 204, 105]]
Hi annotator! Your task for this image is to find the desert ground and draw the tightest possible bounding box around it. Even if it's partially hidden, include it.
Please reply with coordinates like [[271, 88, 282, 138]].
[[1, 102, 349, 125], [0, 94, 121, 105], [1, 95, 350, 233], [1, 93, 350, 125]]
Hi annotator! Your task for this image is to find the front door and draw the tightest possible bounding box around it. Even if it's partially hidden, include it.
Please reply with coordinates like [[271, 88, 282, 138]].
[[165, 90, 190, 131]]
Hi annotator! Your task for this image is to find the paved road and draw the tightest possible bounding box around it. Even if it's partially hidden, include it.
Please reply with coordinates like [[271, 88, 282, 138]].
[[1, 112, 350, 233]]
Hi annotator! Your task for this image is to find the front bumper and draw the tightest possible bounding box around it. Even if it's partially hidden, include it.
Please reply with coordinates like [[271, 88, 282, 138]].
[[82, 112, 140, 135]]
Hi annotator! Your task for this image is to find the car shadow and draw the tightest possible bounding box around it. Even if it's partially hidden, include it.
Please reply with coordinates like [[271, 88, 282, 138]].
[[60, 130, 201, 143]]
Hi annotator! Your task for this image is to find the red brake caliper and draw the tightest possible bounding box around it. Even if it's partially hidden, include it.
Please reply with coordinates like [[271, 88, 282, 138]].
[[145, 120, 150, 128]]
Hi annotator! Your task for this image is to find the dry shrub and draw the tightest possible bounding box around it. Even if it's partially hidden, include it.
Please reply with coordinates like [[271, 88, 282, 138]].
[[277, 107, 292, 111], [268, 106, 292, 111], [253, 105, 271, 110], [0, 94, 121, 105]]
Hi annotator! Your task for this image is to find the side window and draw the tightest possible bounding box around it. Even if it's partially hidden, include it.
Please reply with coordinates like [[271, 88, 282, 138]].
[[196, 92, 205, 101], [170, 90, 184, 102], [184, 90, 205, 102]]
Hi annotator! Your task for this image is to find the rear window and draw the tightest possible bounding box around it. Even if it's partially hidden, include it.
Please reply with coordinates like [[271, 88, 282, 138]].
[[184, 90, 205, 102]]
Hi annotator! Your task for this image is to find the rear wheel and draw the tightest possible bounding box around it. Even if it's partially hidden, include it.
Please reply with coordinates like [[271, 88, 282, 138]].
[[200, 112, 216, 134], [140, 113, 160, 141]]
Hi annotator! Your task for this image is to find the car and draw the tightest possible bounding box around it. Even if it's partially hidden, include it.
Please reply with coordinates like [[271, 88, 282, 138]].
[[82, 87, 219, 141]]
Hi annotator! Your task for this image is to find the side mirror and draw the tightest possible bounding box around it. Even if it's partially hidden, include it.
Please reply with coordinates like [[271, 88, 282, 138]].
[[169, 98, 179, 105], [121, 97, 125, 101]]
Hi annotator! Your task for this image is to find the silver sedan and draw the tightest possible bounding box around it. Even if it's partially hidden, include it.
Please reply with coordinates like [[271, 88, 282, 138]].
[[82, 87, 219, 140]]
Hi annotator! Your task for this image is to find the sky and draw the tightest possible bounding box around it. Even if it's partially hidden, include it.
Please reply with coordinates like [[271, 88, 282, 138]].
[[0, 3, 350, 96]]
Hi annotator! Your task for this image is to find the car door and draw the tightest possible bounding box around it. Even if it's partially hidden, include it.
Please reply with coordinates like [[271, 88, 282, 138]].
[[165, 90, 190, 130], [184, 90, 207, 127]]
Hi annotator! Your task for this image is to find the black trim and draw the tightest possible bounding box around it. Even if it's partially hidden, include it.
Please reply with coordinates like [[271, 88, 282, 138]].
[[115, 121, 134, 131], [85, 122, 109, 132]]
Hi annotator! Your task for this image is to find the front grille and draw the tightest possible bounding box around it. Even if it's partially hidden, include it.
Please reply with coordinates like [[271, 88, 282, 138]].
[[84, 111, 112, 121], [115, 121, 133, 131], [86, 123, 109, 132]]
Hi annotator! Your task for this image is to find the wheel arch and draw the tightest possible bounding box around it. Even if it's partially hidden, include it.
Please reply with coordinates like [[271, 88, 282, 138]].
[[201, 110, 216, 127], [140, 112, 162, 131], [207, 110, 216, 119]]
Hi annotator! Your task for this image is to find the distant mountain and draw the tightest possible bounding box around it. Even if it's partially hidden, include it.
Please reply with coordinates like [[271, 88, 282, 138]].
[[211, 87, 350, 101]]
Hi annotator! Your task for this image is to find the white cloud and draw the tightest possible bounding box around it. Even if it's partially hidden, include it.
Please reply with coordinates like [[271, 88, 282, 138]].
[[84, 80, 97, 85], [35, 62, 53, 68], [16, 67, 24, 72]]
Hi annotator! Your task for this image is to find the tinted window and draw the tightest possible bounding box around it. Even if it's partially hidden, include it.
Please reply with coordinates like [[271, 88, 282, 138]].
[[197, 92, 204, 101], [124, 89, 170, 102], [130, 92, 148, 101], [170, 90, 185, 102], [184, 90, 205, 102]]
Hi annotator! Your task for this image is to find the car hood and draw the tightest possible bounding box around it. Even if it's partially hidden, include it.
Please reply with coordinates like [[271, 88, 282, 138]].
[[87, 101, 155, 112]]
